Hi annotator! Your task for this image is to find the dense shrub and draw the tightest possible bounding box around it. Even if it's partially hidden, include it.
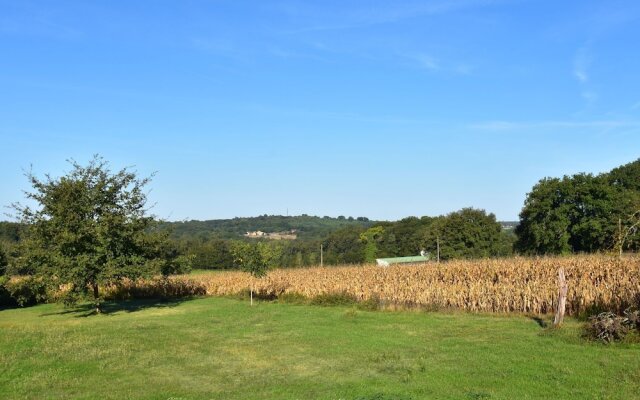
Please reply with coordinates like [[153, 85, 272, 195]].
[[0, 247, 7, 276], [0, 276, 13, 306], [277, 292, 307, 304], [309, 292, 358, 307], [103, 277, 207, 301], [357, 294, 382, 311], [1, 276, 211, 308], [0, 276, 49, 307]]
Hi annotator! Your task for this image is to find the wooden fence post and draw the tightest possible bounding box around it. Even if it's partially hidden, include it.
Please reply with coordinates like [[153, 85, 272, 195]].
[[553, 267, 568, 327]]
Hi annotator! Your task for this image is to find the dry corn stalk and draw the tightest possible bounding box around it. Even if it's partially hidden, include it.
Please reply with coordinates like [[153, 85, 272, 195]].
[[134, 254, 640, 316]]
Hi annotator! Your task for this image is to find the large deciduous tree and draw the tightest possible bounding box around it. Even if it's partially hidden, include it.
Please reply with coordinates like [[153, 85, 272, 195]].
[[515, 164, 640, 255], [13, 156, 190, 313], [422, 208, 507, 260]]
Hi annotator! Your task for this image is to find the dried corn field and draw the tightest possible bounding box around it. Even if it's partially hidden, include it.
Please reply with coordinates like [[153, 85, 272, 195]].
[[132, 255, 640, 316]]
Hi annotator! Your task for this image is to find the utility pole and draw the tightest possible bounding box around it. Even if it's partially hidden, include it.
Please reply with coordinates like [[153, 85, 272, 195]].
[[436, 236, 440, 263], [320, 244, 324, 267]]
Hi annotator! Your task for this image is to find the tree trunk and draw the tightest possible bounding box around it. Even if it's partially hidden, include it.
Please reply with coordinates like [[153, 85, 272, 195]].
[[619, 218, 623, 259], [250, 286, 253, 306], [553, 267, 568, 327], [92, 283, 101, 314]]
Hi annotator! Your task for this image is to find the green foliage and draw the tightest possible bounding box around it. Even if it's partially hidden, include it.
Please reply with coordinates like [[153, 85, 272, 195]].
[[360, 226, 385, 262], [309, 292, 358, 307], [608, 158, 640, 192], [0, 276, 12, 306], [183, 238, 234, 269], [104, 277, 206, 301], [278, 240, 320, 268], [229, 241, 275, 278], [495, 229, 517, 257], [0, 246, 7, 276], [322, 225, 367, 264], [516, 161, 640, 255], [276, 291, 379, 309], [376, 217, 433, 257], [276, 291, 308, 304], [354, 393, 414, 400], [0, 221, 23, 243], [357, 294, 382, 311], [324, 211, 511, 263], [12, 156, 190, 311], [515, 177, 573, 254], [0, 276, 49, 307], [422, 208, 507, 260], [166, 214, 375, 241]]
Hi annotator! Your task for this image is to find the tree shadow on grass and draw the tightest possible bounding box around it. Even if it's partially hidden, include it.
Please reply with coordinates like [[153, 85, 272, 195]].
[[529, 316, 549, 328], [39, 297, 194, 318]]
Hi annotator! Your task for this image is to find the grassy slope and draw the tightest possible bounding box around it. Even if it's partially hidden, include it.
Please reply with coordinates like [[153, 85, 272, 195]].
[[1, 298, 639, 400]]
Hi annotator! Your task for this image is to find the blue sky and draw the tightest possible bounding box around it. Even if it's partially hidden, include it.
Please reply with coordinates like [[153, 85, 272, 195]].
[[1, 0, 639, 222]]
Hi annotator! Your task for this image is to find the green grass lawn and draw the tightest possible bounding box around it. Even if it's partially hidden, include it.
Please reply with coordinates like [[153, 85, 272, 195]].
[[1, 297, 639, 400]]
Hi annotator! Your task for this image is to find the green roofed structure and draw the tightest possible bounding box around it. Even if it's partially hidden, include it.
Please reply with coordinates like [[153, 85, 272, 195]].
[[376, 255, 430, 267]]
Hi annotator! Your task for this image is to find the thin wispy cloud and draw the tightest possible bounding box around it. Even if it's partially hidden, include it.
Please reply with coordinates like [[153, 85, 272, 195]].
[[544, 3, 640, 43], [581, 90, 598, 106], [454, 64, 474, 75], [571, 44, 599, 110], [401, 53, 475, 75], [573, 46, 591, 83], [0, 13, 82, 39], [413, 54, 440, 71], [469, 121, 520, 131], [266, 46, 332, 62], [277, 0, 504, 34], [191, 37, 237, 55], [469, 120, 640, 131]]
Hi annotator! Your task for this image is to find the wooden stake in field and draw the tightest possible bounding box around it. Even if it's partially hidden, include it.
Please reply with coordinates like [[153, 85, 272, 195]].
[[553, 267, 568, 327]]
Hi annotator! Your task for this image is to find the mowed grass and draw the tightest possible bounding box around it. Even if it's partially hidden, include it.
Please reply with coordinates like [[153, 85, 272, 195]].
[[1, 297, 639, 400]]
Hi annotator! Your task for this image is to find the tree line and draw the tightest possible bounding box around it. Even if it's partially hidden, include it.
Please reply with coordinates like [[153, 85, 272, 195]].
[[169, 208, 515, 270], [159, 158, 640, 268], [1, 157, 639, 280], [2, 156, 637, 311]]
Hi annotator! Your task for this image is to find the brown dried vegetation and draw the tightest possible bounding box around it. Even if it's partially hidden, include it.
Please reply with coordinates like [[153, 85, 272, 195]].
[[106, 255, 640, 316]]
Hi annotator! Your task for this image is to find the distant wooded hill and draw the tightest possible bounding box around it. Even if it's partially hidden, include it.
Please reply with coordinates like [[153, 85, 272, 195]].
[[1, 215, 518, 245], [163, 215, 376, 241]]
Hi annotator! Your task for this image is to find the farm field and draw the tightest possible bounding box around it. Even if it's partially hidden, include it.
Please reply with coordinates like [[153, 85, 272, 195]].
[[1, 296, 640, 400], [171, 255, 640, 316]]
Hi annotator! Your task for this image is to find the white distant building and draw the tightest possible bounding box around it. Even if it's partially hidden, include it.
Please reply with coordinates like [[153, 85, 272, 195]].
[[245, 230, 266, 237], [376, 254, 430, 267]]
